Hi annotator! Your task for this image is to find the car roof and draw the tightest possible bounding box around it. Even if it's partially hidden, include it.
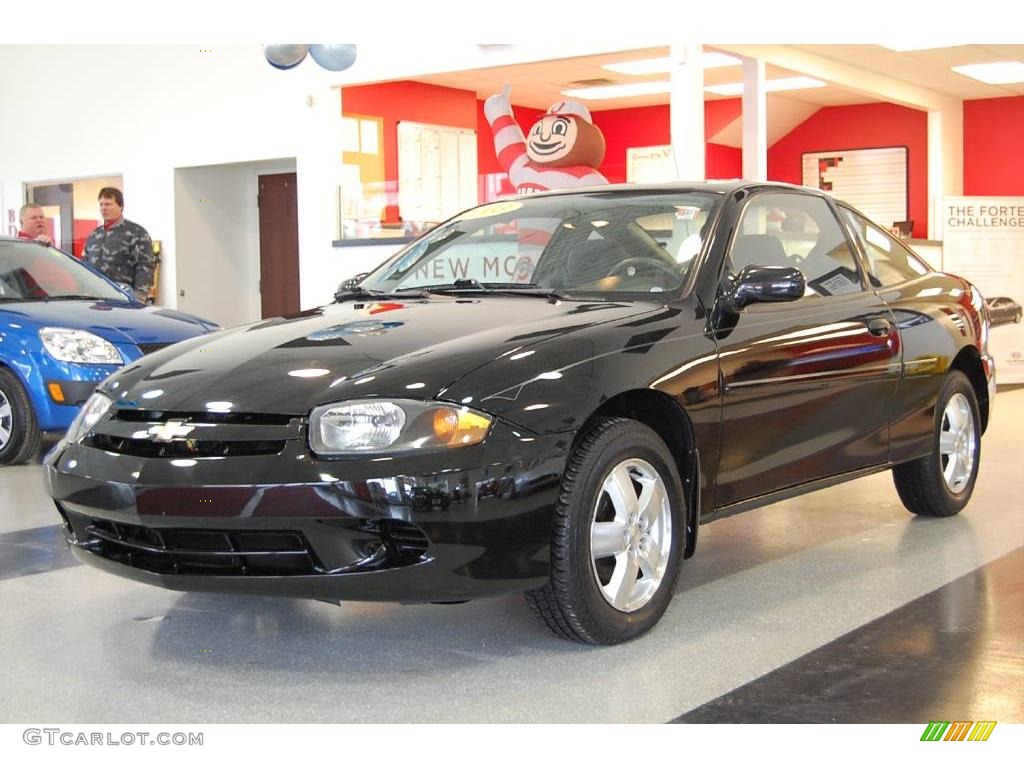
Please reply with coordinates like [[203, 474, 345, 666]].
[[510, 180, 829, 200]]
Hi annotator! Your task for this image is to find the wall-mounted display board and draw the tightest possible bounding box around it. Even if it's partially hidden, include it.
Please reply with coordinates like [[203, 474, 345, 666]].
[[942, 196, 1024, 384], [802, 147, 908, 230], [397, 121, 477, 227], [627, 145, 675, 183]]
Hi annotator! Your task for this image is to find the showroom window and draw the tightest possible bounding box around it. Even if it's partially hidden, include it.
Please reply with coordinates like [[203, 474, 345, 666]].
[[25, 175, 123, 257]]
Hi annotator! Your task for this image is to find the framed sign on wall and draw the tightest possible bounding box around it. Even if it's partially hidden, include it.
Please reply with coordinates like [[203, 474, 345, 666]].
[[802, 147, 908, 232]]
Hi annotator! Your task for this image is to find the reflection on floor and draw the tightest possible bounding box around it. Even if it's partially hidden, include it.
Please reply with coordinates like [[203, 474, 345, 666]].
[[675, 546, 1024, 723], [1, 390, 1022, 723]]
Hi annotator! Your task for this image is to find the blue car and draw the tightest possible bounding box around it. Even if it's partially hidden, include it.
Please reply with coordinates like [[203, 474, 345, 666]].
[[0, 236, 218, 464]]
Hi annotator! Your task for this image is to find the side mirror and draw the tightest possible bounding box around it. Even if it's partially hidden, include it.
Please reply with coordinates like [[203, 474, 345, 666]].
[[721, 265, 805, 314]]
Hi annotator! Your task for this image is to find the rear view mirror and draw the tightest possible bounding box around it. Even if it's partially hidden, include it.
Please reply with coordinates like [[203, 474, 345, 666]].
[[721, 265, 805, 313]]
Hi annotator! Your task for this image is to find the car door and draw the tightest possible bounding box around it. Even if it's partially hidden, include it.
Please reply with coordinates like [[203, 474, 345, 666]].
[[711, 192, 900, 508]]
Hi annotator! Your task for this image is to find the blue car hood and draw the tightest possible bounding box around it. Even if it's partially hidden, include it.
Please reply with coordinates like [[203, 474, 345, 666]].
[[0, 300, 214, 345]]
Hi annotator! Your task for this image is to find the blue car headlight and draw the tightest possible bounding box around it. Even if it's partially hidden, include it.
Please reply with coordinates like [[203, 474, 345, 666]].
[[309, 399, 493, 455], [66, 391, 115, 443], [39, 327, 124, 365]]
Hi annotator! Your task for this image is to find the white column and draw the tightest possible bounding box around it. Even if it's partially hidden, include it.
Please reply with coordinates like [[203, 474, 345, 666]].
[[669, 43, 705, 181], [927, 104, 963, 241], [742, 56, 768, 181], [296, 84, 346, 310]]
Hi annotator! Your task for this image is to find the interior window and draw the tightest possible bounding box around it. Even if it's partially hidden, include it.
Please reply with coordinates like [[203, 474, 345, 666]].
[[731, 193, 864, 297], [839, 207, 931, 287]]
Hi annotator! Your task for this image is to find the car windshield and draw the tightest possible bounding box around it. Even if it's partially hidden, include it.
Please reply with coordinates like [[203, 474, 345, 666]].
[[361, 190, 722, 297], [0, 240, 127, 303]]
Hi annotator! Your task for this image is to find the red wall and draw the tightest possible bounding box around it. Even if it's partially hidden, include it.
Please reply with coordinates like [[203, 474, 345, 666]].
[[767, 102, 929, 238], [342, 82, 479, 220], [964, 95, 1024, 196]]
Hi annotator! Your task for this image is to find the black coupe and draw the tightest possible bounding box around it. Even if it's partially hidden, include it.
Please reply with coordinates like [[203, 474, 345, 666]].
[[45, 182, 995, 644]]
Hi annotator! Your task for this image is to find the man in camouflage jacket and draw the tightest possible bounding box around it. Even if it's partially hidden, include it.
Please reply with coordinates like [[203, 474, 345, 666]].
[[82, 187, 154, 302]]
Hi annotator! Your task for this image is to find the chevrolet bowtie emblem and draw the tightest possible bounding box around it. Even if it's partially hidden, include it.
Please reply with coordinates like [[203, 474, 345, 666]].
[[147, 420, 196, 442]]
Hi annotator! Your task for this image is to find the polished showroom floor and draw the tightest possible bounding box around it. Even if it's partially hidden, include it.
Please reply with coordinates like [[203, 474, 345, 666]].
[[1, 389, 1022, 724]]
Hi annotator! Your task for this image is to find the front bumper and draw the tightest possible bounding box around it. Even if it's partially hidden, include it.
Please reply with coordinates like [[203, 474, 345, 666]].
[[45, 423, 569, 602]]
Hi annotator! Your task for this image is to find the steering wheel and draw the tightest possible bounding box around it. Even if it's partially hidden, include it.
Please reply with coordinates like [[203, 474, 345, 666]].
[[605, 257, 681, 282]]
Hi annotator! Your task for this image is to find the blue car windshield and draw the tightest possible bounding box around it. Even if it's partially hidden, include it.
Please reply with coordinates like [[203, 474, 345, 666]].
[[0, 240, 127, 302], [361, 190, 723, 297]]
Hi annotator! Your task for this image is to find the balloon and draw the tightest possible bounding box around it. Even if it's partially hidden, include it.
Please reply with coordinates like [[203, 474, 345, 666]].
[[308, 44, 357, 72], [264, 44, 309, 70]]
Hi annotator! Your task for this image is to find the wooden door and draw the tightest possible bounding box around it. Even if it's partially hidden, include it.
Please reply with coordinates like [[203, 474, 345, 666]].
[[258, 172, 300, 318]]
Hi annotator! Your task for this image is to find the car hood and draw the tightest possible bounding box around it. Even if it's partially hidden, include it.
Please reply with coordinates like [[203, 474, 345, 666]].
[[105, 296, 660, 414], [0, 300, 216, 345]]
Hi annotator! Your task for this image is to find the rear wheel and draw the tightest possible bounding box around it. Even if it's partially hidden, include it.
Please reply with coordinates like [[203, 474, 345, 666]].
[[0, 368, 41, 466], [892, 371, 980, 517], [526, 418, 685, 644]]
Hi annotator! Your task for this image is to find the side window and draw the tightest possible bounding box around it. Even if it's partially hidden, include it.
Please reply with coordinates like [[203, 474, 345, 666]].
[[840, 207, 931, 287], [731, 193, 864, 297]]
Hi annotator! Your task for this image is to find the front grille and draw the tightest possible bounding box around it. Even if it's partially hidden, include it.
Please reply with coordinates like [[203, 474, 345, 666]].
[[80, 518, 319, 576], [112, 410, 294, 426], [84, 433, 286, 458], [137, 343, 171, 356]]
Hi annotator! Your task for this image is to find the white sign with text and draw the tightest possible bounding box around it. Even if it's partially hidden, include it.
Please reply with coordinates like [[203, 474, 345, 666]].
[[942, 196, 1024, 384]]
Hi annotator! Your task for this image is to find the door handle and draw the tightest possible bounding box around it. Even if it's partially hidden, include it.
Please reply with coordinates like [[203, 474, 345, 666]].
[[867, 317, 891, 336]]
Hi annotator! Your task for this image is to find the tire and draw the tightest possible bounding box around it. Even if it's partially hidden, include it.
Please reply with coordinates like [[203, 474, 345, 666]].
[[526, 418, 685, 644], [892, 370, 980, 517], [0, 367, 42, 466]]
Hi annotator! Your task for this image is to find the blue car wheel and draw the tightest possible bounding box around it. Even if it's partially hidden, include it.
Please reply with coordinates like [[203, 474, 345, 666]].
[[0, 368, 41, 466]]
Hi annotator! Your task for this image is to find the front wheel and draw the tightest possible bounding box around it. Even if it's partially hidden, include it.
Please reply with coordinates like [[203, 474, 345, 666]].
[[892, 371, 980, 517], [526, 418, 685, 644], [0, 368, 42, 466]]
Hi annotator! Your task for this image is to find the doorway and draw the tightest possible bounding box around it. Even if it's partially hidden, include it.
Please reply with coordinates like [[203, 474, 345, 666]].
[[173, 158, 295, 329], [258, 172, 300, 318]]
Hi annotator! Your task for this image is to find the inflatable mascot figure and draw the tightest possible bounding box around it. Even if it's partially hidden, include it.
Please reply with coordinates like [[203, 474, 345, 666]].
[[484, 85, 608, 194]]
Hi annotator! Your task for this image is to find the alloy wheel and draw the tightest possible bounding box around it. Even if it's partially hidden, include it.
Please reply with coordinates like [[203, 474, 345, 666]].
[[589, 458, 673, 613], [0, 387, 13, 451], [939, 392, 976, 494]]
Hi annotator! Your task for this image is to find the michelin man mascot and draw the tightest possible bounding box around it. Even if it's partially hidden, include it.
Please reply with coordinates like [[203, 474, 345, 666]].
[[484, 85, 608, 194]]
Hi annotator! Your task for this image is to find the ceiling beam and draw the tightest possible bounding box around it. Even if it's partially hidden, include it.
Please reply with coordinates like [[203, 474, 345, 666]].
[[716, 44, 962, 113]]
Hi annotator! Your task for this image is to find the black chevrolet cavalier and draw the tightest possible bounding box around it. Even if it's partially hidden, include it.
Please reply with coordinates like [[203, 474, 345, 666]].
[[45, 182, 996, 644]]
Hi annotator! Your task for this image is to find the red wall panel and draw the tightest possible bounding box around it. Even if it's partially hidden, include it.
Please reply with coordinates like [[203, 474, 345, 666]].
[[767, 102, 929, 238], [964, 95, 1024, 195]]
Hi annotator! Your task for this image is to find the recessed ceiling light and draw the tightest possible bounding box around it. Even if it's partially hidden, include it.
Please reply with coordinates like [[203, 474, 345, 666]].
[[561, 81, 671, 100], [602, 52, 741, 75], [704, 76, 827, 96], [951, 61, 1024, 84], [879, 44, 956, 52]]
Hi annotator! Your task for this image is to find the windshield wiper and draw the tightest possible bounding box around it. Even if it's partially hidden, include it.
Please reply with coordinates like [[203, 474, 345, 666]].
[[45, 294, 124, 302], [410, 280, 569, 301], [333, 285, 428, 302]]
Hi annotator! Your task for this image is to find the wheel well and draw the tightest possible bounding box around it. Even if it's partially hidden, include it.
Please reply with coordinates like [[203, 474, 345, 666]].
[[950, 346, 989, 433], [581, 389, 699, 557]]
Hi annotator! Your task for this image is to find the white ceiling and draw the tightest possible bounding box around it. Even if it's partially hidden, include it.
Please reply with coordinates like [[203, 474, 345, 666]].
[[410, 44, 1024, 148]]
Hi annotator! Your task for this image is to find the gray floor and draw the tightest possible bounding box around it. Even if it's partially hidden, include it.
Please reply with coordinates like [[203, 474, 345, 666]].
[[2, 390, 1023, 723]]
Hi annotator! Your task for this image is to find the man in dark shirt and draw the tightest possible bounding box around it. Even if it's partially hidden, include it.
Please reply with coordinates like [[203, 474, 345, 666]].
[[82, 187, 154, 302], [16, 203, 54, 246]]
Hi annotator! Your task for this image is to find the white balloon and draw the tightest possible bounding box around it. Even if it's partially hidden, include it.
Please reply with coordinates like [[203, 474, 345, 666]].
[[264, 44, 309, 70], [309, 44, 357, 72]]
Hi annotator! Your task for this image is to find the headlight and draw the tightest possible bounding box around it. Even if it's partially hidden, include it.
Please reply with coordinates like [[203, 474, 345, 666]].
[[309, 399, 493, 455], [66, 391, 114, 443], [39, 327, 124, 364]]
